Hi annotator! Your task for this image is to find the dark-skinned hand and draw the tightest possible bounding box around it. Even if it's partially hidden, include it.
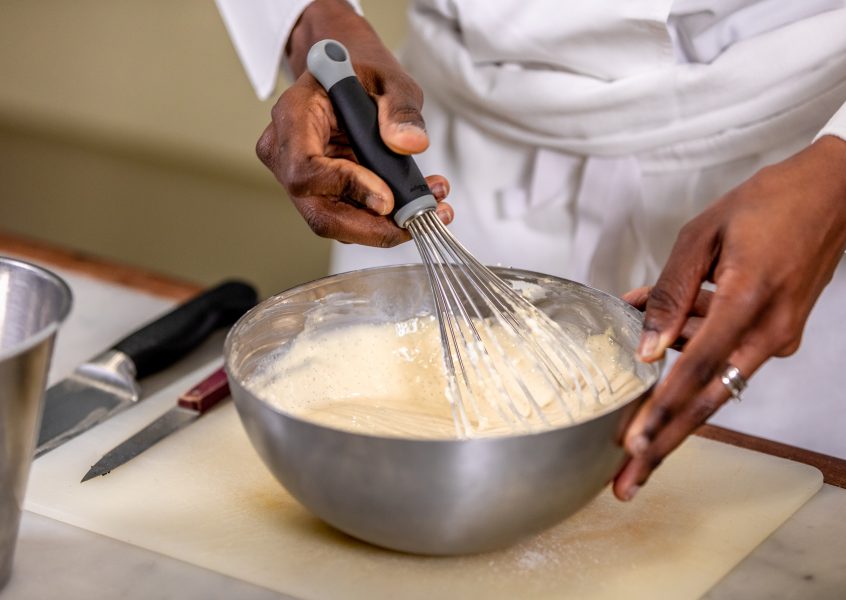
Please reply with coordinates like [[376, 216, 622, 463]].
[[256, 0, 452, 247], [613, 134, 846, 501]]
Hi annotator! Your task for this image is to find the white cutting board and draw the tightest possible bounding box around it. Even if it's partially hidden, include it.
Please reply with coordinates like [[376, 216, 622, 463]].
[[25, 362, 823, 600]]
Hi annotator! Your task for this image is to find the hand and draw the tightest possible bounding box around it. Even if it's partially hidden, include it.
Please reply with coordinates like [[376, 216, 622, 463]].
[[613, 135, 846, 501], [256, 0, 453, 247]]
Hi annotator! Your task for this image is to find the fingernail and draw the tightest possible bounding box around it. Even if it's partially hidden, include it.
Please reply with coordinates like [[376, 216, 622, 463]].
[[628, 435, 649, 456], [637, 331, 659, 360], [431, 182, 447, 199], [365, 194, 387, 215], [436, 206, 453, 225], [624, 485, 641, 501]]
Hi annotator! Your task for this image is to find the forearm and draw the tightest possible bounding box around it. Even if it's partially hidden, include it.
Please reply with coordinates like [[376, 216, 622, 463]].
[[286, 0, 393, 78]]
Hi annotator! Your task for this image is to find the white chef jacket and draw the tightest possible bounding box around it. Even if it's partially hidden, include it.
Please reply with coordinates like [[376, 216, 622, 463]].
[[216, 1, 846, 137], [216, 1, 846, 458], [215, 0, 846, 288]]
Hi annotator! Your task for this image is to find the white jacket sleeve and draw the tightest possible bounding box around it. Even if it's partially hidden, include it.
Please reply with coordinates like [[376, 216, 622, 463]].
[[817, 102, 846, 142], [215, 0, 363, 100]]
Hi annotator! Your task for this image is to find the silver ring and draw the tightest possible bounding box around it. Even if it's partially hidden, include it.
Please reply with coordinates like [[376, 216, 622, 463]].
[[721, 364, 747, 402]]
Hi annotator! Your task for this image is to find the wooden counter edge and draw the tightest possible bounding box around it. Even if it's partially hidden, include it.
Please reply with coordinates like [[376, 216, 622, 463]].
[[696, 424, 846, 489], [4, 231, 845, 488], [0, 231, 203, 301]]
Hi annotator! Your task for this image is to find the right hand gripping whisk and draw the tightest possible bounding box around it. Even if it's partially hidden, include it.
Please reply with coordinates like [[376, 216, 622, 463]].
[[308, 40, 613, 437]]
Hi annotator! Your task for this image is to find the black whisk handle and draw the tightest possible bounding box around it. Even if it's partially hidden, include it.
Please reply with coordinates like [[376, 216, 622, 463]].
[[306, 39, 437, 228]]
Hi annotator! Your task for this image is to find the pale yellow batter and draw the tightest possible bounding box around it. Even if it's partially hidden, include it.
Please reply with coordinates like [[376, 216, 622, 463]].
[[247, 316, 646, 439]]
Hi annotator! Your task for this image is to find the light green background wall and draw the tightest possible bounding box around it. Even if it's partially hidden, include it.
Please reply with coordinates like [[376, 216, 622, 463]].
[[0, 1, 407, 296]]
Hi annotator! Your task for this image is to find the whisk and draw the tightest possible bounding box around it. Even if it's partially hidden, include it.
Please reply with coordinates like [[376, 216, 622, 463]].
[[308, 40, 612, 437]]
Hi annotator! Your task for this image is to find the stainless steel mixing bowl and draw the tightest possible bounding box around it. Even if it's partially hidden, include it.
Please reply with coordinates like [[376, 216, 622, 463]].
[[224, 265, 660, 555]]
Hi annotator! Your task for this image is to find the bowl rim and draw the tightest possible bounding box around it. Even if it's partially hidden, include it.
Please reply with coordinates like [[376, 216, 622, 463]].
[[224, 263, 663, 444]]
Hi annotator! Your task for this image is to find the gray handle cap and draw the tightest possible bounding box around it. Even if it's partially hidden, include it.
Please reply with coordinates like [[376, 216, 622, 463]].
[[307, 40, 356, 91], [394, 196, 438, 228]]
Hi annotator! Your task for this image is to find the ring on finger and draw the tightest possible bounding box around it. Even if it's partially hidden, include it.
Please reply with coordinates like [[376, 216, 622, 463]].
[[720, 364, 747, 402]]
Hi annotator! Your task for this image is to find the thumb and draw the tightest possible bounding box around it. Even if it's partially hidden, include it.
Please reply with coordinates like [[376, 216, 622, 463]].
[[376, 75, 429, 155]]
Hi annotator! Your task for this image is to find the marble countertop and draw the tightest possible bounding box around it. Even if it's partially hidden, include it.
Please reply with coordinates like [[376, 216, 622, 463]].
[[1, 250, 845, 599]]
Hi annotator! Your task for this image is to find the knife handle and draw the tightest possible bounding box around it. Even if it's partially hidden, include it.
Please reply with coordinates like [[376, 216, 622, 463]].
[[113, 280, 258, 379], [178, 367, 230, 414], [306, 40, 437, 228]]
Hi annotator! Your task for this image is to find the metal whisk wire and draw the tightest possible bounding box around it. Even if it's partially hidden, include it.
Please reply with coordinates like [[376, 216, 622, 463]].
[[407, 210, 613, 438], [306, 40, 613, 438], [410, 212, 548, 435]]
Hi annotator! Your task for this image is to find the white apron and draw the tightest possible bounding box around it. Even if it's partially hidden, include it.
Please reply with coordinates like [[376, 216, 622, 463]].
[[326, 0, 846, 457]]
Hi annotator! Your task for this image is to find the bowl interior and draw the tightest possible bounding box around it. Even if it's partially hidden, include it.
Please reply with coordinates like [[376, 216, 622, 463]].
[[225, 264, 659, 427]]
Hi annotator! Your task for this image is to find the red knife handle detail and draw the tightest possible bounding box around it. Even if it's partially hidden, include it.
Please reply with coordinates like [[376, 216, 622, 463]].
[[178, 367, 230, 414]]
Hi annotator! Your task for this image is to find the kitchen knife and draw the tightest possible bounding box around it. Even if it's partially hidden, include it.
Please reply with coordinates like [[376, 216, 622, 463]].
[[35, 280, 256, 458], [81, 366, 230, 482]]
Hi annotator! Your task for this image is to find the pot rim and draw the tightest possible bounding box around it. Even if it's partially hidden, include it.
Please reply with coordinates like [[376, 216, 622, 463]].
[[0, 257, 73, 363]]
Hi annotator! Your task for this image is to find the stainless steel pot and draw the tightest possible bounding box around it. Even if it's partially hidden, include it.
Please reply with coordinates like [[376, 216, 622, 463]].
[[225, 265, 660, 555], [0, 258, 71, 588]]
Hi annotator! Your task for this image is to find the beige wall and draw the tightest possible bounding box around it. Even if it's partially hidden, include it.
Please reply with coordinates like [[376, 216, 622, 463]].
[[0, 0, 407, 296]]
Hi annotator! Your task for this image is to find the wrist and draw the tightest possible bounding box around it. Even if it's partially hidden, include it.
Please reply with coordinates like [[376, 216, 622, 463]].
[[813, 135, 846, 193], [811, 135, 846, 251], [287, 0, 377, 77]]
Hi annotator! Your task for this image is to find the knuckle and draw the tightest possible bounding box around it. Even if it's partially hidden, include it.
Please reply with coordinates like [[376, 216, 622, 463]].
[[269, 86, 300, 121], [777, 338, 802, 356], [677, 355, 719, 391], [675, 221, 700, 244], [323, 161, 368, 205], [643, 283, 686, 328], [300, 203, 337, 239], [728, 282, 763, 311], [653, 403, 674, 428], [719, 269, 769, 310], [673, 218, 714, 252], [265, 88, 332, 189], [689, 394, 722, 424], [387, 76, 425, 125], [769, 311, 803, 355], [336, 169, 363, 202], [269, 99, 284, 122], [255, 128, 275, 167], [375, 227, 404, 248], [643, 403, 673, 440], [646, 284, 682, 312], [268, 103, 292, 133], [283, 161, 313, 197], [743, 281, 766, 306]]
